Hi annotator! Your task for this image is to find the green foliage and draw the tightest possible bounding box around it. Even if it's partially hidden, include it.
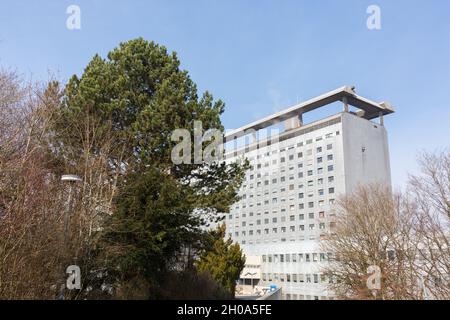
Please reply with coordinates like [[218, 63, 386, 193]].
[[54, 37, 249, 221], [51, 38, 249, 298], [55, 37, 224, 168], [100, 168, 199, 296], [196, 224, 246, 295]]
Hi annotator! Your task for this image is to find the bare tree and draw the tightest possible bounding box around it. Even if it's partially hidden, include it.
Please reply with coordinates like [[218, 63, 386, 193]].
[[322, 151, 450, 300], [408, 150, 450, 299], [0, 69, 108, 299], [321, 184, 421, 300]]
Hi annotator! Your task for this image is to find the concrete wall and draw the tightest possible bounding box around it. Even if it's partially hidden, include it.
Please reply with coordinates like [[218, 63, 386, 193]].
[[341, 112, 392, 193]]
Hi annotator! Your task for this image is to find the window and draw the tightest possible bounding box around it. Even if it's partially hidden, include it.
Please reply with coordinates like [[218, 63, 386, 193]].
[[328, 165, 334, 172], [306, 274, 311, 283], [317, 157, 323, 164], [316, 147, 322, 153], [298, 152, 303, 158], [290, 226, 295, 232], [309, 212, 315, 219], [289, 155, 294, 161], [298, 193, 304, 199], [327, 154, 333, 161], [318, 178, 323, 185], [317, 167, 323, 174], [318, 189, 324, 196], [290, 215, 295, 221], [309, 224, 315, 230], [319, 211, 325, 218], [299, 225, 305, 231], [327, 144, 333, 150], [305, 254, 310, 262], [387, 250, 396, 261], [307, 170, 313, 176], [319, 223, 325, 230], [329, 187, 335, 194], [292, 254, 297, 262], [281, 157, 285, 163], [308, 202, 314, 208], [328, 176, 334, 183], [299, 214, 305, 220]]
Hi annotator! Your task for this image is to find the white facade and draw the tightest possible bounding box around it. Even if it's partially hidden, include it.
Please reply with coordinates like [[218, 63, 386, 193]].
[[224, 87, 394, 300]]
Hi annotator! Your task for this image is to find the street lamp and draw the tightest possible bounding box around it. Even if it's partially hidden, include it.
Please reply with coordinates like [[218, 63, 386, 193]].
[[61, 175, 82, 244], [58, 174, 82, 300]]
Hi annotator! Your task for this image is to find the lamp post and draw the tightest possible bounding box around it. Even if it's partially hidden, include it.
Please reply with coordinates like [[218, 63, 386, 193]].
[[61, 175, 82, 244], [58, 174, 81, 300]]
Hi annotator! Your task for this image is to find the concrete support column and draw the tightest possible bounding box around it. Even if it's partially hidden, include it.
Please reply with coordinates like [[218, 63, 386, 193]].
[[299, 113, 303, 126], [342, 96, 349, 112], [252, 131, 258, 144], [379, 112, 384, 126]]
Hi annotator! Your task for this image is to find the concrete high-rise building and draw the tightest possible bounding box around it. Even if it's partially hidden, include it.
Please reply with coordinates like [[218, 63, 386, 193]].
[[224, 86, 395, 300]]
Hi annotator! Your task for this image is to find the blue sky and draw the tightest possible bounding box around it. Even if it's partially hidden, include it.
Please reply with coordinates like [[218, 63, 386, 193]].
[[1, 0, 449, 188]]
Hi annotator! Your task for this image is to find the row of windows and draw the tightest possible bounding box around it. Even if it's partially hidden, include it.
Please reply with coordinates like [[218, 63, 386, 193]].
[[236, 176, 335, 202], [248, 166, 335, 183], [234, 196, 336, 214], [247, 158, 334, 181], [242, 174, 336, 194], [239, 236, 328, 245], [284, 294, 331, 300], [233, 222, 337, 238], [262, 273, 330, 284], [236, 211, 330, 224], [262, 252, 331, 263], [245, 131, 339, 162], [249, 153, 334, 172]]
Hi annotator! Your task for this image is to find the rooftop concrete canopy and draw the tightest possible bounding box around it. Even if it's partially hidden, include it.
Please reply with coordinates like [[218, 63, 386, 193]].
[[224, 86, 395, 142]]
